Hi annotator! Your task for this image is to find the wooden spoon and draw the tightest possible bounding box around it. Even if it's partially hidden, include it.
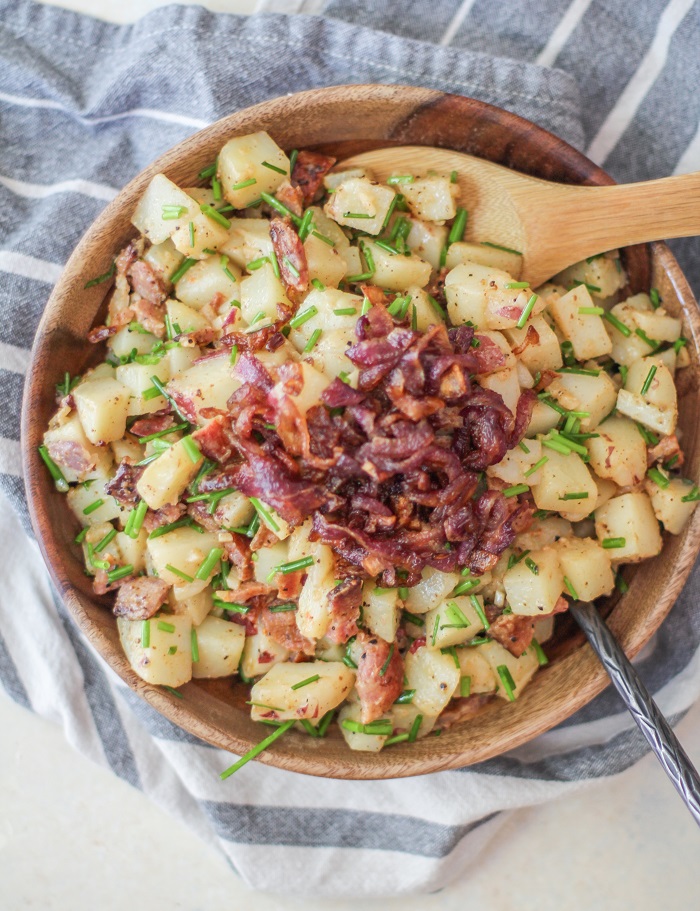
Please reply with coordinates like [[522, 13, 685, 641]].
[[339, 146, 700, 287]]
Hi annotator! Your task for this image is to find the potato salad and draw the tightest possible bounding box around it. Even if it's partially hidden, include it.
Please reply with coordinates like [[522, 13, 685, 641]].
[[40, 131, 699, 764]]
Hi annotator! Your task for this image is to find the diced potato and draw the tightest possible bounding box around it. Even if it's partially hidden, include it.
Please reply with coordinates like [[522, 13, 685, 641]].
[[546, 370, 617, 431], [171, 212, 229, 259], [338, 702, 388, 752], [445, 262, 540, 330], [249, 661, 355, 722], [281, 361, 330, 416], [475, 330, 516, 371], [404, 567, 459, 614], [218, 131, 290, 208], [144, 237, 184, 282], [478, 641, 539, 700], [404, 646, 461, 716], [555, 537, 614, 601], [324, 177, 396, 235], [147, 525, 219, 588], [406, 218, 448, 270], [74, 377, 131, 445], [503, 315, 563, 373], [131, 174, 199, 245], [341, 245, 363, 279], [456, 648, 498, 694], [605, 302, 659, 366], [167, 352, 240, 422], [514, 515, 572, 551], [214, 491, 254, 530], [116, 361, 170, 417], [43, 411, 111, 483], [108, 323, 159, 361], [388, 704, 437, 739], [487, 438, 543, 486], [594, 492, 663, 562], [111, 436, 143, 465], [304, 206, 350, 251], [252, 538, 289, 584], [616, 356, 677, 436], [554, 254, 626, 299], [82, 522, 122, 573], [593, 476, 618, 511], [400, 175, 457, 222], [253, 500, 290, 541], [423, 595, 486, 649], [219, 218, 273, 268], [117, 613, 192, 687], [645, 476, 699, 535], [478, 367, 520, 416], [115, 528, 148, 574], [586, 416, 647, 488], [503, 547, 564, 615], [634, 307, 682, 343], [174, 254, 241, 310], [240, 630, 289, 678], [516, 359, 532, 389], [192, 616, 245, 679], [324, 167, 369, 192], [525, 400, 561, 438], [531, 448, 597, 522], [166, 344, 201, 377], [404, 286, 442, 331], [240, 261, 292, 326], [67, 474, 126, 527], [303, 233, 347, 289], [289, 523, 336, 640], [169, 586, 213, 626], [446, 241, 523, 278], [362, 584, 401, 642], [547, 285, 612, 360], [361, 240, 431, 291], [136, 438, 203, 510], [288, 287, 362, 349], [533, 615, 555, 643], [302, 327, 356, 379]]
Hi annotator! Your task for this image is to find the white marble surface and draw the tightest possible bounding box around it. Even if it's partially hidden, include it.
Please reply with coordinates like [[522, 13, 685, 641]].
[[3, 1, 700, 907]]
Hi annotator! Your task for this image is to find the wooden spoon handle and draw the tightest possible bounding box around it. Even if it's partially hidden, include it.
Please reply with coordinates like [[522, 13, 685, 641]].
[[530, 171, 700, 263]]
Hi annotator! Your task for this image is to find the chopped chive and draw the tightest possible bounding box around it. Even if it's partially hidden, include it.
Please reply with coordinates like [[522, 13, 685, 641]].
[[298, 209, 314, 241], [516, 293, 538, 329], [163, 685, 183, 698], [190, 627, 200, 662], [427, 295, 446, 320], [311, 230, 335, 247], [311, 277, 325, 291], [560, 340, 575, 366], [441, 645, 460, 668], [664, 454, 679, 470], [291, 674, 320, 691], [431, 613, 440, 646], [334, 307, 357, 316], [195, 547, 223, 581], [200, 203, 231, 229], [564, 576, 579, 599], [602, 537, 626, 549], [524, 557, 539, 575], [126, 499, 148, 539], [503, 484, 529, 497], [497, 665, 517, 701], [395, 689, 416, 705], [531, 638, 549, 666], [505, 281, 529, 289], [142, 385, 162, 401], [346, 272, 374, 283], [289, 305, 318, 328], [245, 197, 263, 209], [674, 337, 688, 354], [260, 191, 301, 224], [137, 421, 189, 445], [166, 563, 195, 582], [214, 600, 250, 614], [448, 207, 468, 246], [230, 343, 239, 365], [450, 170, 458, 183], [385, 733, 410, 746], [246, 256, 269, 272], [403, 611, 425, 627], [466, 636, 491, 646], [162, 204, 188, 220], [603, 311, 631, 337], [300, 719, 319, 737], [411, 303, 418, 331], [559, 491, 589, 500], [316, 710, 334, 738], [245, 511, 260, 539], [681, 486, 700, 502], [148, 517, 200, 539], [142, 619, 150, 648], [75, 527, 88, 544], [533, 509, 550, 519], [469, 595, 490, 629], [578, 306, 604, 315], [342, 719, 393, 736], [387, 174, 415, 185], [452, 578, 480, 596], [268, 603, 297, 613], [442, 600, 470, 629], [288, 149, 299, 173], [615, 572, 629, 593], [283, 257, 301, 279], [372, 238, 399, 255], [636, 422, 659, 446], [170, 257, 197, 284], [188, 221, 195, 247], [168, 645, 178, 655], [249, 497, 280, 532], [558, 367, 601, 377], [519, 440, 531, 453], [106, 564, 133, 585], [542, 437, 571, 455], [84, 261, 116, 289], [650, 288, 661, 309], [231, 177, 257, 191], [261, 160, 287, 175], [198, 160, 217, 180], [343, 211, 372, 219], [408, 714, 423, 742], [219, 253, 238, 284], [82, 499, 104, 516], [524, 456, 548, 478], [640, 364, 657, 396], [379, 643, 395, 677], [269, 556, 314, 581], [635, 328, 659, 349], [157, 620, 176, 633], [220, 719, 295, 779], [460, 676, 471, 697], [211, 176, 222, 201], [37, 445, 69, 492], [647, 467, 669, 489], [481, 241, 522, 256], [570, 281, 601, 294], [303, 328, 322, 353], [180, 436, 201, 464]]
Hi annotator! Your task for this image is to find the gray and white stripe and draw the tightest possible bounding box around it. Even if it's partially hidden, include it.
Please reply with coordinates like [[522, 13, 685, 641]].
[[1, 0, 700, 896]]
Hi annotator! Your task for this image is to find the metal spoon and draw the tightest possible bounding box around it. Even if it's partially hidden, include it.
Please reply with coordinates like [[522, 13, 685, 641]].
[[571, 601, 700, 826]]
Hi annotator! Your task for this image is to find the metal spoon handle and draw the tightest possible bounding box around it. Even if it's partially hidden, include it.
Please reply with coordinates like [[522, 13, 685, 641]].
[[570, 601, 700, 826]]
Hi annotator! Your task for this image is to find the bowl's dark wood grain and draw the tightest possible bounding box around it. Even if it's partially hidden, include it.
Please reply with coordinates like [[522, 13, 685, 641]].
[[21, 85, 700, 779]]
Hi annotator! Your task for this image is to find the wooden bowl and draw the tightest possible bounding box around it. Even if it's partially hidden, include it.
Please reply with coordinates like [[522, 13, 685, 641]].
[[22, 84, 700, 779]]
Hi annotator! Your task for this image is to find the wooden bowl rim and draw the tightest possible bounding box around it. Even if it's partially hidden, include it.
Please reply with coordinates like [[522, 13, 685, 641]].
[[21, 84, 700, 779]]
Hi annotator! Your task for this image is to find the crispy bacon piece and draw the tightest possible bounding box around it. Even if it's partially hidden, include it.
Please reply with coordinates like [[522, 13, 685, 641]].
[[93, 568, 136, 595], [127, 260, 167, 306], [269, 217, 309, 300], [187, 500, 220, 533], [534, 369, 559, 392], [192, 415, 236, 462], [359, 284, 395, 308], [222, 533, 254, 582], [105, 459, 144, 508], [215, 581, 276, 603], [511, 323, 540, 357], [258, 606, 314, 657], [354, 631, 404, 724], [291, 150, 336, 207], [129, 413, 176, 438], [437, 695, 494, 730], [179, 327, 218, 347], [275, 180, 304, 217], [472, 335, 507, 374], [87, 306, 132, 344], [325, 579, 362, 644], [648, 433, 684, 467], [488, 613, 535, 657], [113, 576, 170, 620], [142, 502, 187, 533], [46, 440, 96, 477], [273, 570, 303, 600], [130, 297, 166, 337]]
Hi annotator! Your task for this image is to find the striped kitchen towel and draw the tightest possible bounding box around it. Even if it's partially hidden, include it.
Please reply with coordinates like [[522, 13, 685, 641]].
[[1, 0, 700, 896]]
